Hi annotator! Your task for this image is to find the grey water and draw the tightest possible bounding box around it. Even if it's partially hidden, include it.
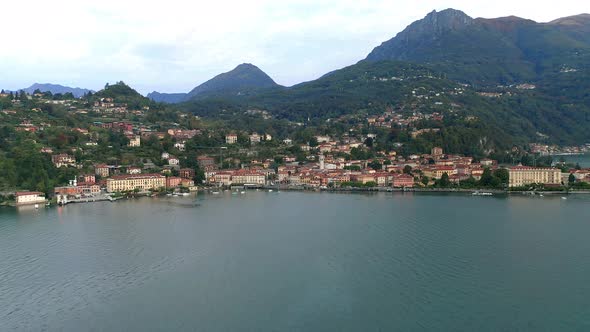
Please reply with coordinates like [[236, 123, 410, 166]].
[[1, 191, 590, 331]]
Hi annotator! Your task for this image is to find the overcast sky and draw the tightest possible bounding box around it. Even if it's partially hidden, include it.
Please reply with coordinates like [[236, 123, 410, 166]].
[[0, 0, 587, 94]]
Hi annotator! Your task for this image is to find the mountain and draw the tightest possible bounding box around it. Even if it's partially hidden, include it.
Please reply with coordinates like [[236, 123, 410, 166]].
[[179, 9, 590, 149], [365, 9, 590, 85], [146, 91, 188, 104], [93, 81, 158, 110], [21, 83, 92, 98], [148, 63, 281, 103]]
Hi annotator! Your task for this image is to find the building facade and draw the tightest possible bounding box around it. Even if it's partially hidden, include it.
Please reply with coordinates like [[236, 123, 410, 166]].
[[106, 174, 166, 193], [15, 192, 46, 206], [508, 166, 562, 187]]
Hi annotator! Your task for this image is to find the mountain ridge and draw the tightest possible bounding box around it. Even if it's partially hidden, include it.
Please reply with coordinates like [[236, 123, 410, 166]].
[[148, 63, 280, 103]]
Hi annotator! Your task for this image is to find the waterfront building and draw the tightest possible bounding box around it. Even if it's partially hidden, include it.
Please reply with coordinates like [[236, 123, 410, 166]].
[[166, 176, 183, 189], [15, 192, 46, 206], [392, 174, 415, 188], [508, 166, 562, 187], [423, 166, 457, 179], [231, 170, 266, 186], [106, 174, 166, 193]]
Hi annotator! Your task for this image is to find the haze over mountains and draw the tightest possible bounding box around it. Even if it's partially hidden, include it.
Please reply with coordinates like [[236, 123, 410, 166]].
[[9, 83, 92, 98]]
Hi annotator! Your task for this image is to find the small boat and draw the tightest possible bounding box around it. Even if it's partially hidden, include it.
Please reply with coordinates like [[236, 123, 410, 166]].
[[240, 191, 245, 194], [212, 191, 220, 195], [268, 189, 273, 192], [562, 197, 567, 200], [182, 193, 190, 197], [34, 204, 39, 209], [472, 191, 493, 196]]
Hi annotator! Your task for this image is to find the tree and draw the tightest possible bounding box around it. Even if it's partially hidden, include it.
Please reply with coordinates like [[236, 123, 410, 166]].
[[569, 173, 576, 186], [403, 165, 412, 174], [368, 160, 382, 170], [494, 168, 509, 186], [438, 173, 450, 188]]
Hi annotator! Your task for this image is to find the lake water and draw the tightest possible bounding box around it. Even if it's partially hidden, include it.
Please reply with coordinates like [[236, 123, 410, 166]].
[[559, 154, 590, 167], [1, 191, 590, 331]]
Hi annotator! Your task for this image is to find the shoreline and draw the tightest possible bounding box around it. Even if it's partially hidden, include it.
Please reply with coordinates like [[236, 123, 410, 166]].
[[6, 187, 589, 209]]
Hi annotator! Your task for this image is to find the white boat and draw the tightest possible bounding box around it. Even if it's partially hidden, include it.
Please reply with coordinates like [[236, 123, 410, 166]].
[[562, 197, 567, 200], [240, 191, 245, 194], [182, 193, 190, 197], [268, 189, 273, 192], [34, 204, 39, 209], [472, 191, 493, 196], [212, 191, 220, 195]]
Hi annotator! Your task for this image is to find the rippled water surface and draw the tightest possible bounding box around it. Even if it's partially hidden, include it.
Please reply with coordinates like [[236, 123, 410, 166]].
[[1, 192, 590, 331]]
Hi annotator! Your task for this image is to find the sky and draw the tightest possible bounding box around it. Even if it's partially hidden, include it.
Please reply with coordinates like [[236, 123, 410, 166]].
[[0, 0, 587, 94]]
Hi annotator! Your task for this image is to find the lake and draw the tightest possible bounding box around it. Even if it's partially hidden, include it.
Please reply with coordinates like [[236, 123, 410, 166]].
[[558, 153, 590, 168], [1, 191, 590, 331]]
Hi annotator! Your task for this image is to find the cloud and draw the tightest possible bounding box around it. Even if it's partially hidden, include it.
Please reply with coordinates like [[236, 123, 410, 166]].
[[0, 0, 586, 93]]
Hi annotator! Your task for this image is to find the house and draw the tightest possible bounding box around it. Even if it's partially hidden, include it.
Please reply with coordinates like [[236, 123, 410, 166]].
[[51, 154, 76, 168], [249, 133, 262, 144], [15, 192, 46, 206], [283, 138, 293, 145], [181, 178, 196, 188], [174, 142, 185, 151], [168, 156, 180, 166], [126, 167, 142, 175], [128, 136, 141, 147], [431, 147, 444, 157], [315, 135, 331, 143], [95, 164, 110, 177], [225, 133, 238, 144], [197, 156, 216, 168], [423, 166, 457, 179], [179, 168, 195, 179], [78, 174, 96, 184], [166, 176, 183, 189], [392, 174, 414, 188]]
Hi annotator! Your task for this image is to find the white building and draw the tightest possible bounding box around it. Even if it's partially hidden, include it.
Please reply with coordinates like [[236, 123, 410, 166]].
[[15, 192, 46, 206], [128, 136, 141, 147]]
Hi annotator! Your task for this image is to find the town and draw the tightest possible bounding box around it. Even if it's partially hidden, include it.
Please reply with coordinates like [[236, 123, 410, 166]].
[[1, 84, 590, 207]]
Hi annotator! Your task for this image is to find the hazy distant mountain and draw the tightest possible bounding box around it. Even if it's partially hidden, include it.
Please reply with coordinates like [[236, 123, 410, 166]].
[[146, 91, 189, 104], [148, 63, 281, 103], [21, 83, 92, 98]]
